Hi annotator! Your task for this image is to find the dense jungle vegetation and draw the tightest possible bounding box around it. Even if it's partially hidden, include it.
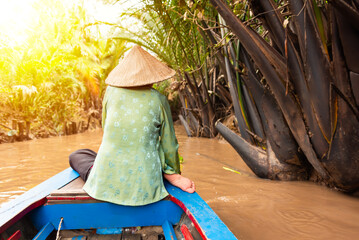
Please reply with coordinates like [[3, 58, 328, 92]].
[[1, 0, 358, 192], [0, 0, 127, 141]]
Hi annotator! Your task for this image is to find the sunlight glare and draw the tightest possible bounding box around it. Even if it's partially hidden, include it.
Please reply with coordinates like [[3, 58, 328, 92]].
[[0, 0, 39, 46]]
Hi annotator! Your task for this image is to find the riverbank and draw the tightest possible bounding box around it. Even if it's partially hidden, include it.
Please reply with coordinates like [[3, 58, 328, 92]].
[[0, 127, 358, 239], [0, 115, 101, 144]]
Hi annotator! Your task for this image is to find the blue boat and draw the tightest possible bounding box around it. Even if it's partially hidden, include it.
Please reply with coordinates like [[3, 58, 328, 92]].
[[0, 168, 237, 240]]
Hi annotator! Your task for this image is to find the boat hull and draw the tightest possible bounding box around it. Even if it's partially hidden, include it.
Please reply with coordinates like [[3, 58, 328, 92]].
[[0, 168, 237, 240]]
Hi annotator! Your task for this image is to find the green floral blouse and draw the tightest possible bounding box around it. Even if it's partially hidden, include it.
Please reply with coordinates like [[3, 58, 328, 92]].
[[83, 86, 181, 206]]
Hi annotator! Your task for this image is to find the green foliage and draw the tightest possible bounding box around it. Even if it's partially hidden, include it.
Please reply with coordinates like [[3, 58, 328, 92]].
[[114, 0, 223, 136], [0, 0, 127, 134], [153, 81, 171, 97]]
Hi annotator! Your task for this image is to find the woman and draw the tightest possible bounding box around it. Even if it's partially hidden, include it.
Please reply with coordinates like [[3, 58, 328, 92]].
[[69, 45, 195, 206]]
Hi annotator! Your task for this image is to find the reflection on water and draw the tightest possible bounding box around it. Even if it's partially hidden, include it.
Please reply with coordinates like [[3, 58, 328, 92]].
[[1, 126, 359, 239]]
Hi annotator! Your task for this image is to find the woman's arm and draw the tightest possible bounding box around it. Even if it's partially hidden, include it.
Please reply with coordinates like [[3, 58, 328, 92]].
[[159, 94, 195, 193]]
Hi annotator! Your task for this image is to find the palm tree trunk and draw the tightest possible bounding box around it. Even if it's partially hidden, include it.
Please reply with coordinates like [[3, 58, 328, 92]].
[[210, 0, 329, 179]]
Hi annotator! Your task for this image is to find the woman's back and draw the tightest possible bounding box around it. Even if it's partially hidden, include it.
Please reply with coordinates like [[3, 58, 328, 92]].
[[83, 86, 180, 206], [102, 86, 163, 151]]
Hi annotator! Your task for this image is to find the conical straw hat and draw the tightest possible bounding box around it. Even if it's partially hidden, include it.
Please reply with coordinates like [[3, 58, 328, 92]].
[[105, 45, 176, 87]]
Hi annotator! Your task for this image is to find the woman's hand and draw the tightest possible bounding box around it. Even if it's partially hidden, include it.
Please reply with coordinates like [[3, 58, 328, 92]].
[[164, 173, 195, 193]]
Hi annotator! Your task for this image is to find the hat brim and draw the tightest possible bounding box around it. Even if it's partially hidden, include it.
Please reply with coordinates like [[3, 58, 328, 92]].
[[105, 45, 176, 87]]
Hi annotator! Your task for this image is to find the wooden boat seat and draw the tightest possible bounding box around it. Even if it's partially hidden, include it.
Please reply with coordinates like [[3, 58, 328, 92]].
[[47, 177, 103, 205]]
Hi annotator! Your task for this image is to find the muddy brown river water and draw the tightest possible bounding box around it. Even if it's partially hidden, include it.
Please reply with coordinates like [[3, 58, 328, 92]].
[[0, 126, 358, 239]]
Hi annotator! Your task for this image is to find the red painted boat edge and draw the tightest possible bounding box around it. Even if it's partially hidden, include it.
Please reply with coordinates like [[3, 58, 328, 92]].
[[170, 195, 208, 240], [180, 224, 194, 240], [6, 230, 21, 240], [46, 196, 94, 201]]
